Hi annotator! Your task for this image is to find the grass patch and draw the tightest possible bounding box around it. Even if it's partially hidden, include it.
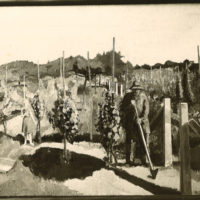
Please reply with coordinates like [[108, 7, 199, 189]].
[[0, 160, 80, 196]]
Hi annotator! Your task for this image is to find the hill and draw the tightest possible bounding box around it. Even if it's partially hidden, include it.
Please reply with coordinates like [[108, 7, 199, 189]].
[[0, 52, 199, 86]]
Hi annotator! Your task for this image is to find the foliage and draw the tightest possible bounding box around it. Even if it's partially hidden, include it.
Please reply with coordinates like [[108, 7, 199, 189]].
[[48, 92, 79, 144], [0, 110, 7, 134], [96, 91, 121, 164], [31, 94, 43, 120], [31, 93, 44, 143], [175, 73, 184, 103], [182, 67, 195, 104]]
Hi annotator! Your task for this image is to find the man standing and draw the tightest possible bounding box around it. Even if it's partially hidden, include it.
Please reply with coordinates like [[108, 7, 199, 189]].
[[120, 81, 150, 166]]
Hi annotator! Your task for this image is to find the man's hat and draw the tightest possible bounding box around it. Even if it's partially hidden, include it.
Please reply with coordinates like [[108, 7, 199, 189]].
[[129, 81, 143, 90]]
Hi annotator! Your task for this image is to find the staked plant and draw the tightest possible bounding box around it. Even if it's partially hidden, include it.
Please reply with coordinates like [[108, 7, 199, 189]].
[[48, 90, 79, 163], [31, 94, 44, 143], [182, 66, 195, 105], [96, 91, 121, 165]]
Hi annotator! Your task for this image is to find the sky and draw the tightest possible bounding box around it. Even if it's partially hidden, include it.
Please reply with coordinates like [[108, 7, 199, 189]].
[[0, 4, 200, 66]]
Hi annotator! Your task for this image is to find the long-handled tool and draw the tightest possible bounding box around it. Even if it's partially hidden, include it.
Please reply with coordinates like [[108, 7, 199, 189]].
[[132, 101, 158, 179]]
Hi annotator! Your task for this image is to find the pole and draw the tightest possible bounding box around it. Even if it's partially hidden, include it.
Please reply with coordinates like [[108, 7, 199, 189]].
[[163, 98, 172, 167], [115, 82, 118, 96], [37, 62, 40, 89], [112, 37, 115, 84], [125, 67, 128, 93], [62, 51, 65, 98], [197, 46, 200, 75], [5, 65, 7, 98], [179, 103, 191, 195], [88, 51, 93, 141], [120, 84, 124, 97], [60, 57, 62, 79], [23, 75, 26, 103], [112, 37, 115, 96], [88, 52, 91, 88], [62, 51, 67, 160], [95, 75, 97, 94], [160, 66, 162, 79]]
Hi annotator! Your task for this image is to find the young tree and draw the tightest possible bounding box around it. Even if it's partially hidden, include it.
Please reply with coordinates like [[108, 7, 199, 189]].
[[96, 91, 121, 165], [48, 90, 79, 163], [182, 63, 195, 105], [31, 94, 44, 143], [176, 72, 184, 102]]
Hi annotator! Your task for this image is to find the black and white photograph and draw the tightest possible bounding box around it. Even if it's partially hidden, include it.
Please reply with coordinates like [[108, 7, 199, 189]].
[[0, 3, 200, 197]]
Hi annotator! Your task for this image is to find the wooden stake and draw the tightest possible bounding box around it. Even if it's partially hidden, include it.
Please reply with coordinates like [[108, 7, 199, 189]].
[[23, 75, 26, 103], [5, 65, 7, 98], [62, 51, 65, 98], [120, 84, 124, 97], [163, 98, 172, 167], [88, 51, 93, 141], [37, 62, 40, 89], [112, 37, 115, 93], [125, 67, 128, 93], [87, 52, 91, 88], [112, 37, 115, 83], [108, 80, 111, 91], [197, 45, 200, 74], [99, 74, 101, 86], [160, 66, 162, 79], [60, 57, 63, 81], [115, 82, 118, 96], [179, 103, 191, 195], [95, 75, 97, 94], [90, 99, 93, 141]]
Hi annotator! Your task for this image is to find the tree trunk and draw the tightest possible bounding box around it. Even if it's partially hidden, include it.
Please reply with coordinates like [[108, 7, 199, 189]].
[[3, 120, 7, 135], [63, 132, 67, 160], [37, 120, 41, 143]]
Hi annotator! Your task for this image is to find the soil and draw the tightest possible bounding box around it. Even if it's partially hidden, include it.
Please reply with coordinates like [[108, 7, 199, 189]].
[[20, 147, 105, 181]]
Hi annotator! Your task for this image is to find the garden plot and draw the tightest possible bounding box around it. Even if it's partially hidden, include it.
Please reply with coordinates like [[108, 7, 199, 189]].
[[17, 141, 197, 195]]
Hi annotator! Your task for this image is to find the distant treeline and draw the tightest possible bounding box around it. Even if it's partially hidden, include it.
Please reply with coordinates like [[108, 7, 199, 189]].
[[0, 51, 199, 83], [134, 59, 199, 73]]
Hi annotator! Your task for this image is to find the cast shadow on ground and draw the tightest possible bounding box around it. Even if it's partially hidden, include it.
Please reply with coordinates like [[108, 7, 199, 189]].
[[107, 167, 181, 195], [41, 133, 101, 143], [19, 147, 105, 181]]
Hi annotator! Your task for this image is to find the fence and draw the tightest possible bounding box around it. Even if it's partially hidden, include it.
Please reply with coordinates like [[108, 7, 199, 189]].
[[151, 100, 193, 195]]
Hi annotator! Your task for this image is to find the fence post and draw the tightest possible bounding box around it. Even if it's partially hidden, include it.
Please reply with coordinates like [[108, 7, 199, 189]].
[[120, 84, 124, 97], [179, 103, 191, 195], [108, 80, 111, 91], [99, 74, 101, 86], [90, 98, 93, 141], [115, 82, 118, 96], [23, 75, 26, 103], [5, 65, 7, 98], [163, 98, 172, 167]]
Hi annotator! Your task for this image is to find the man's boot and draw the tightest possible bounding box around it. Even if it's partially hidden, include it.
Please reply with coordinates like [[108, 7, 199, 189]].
[[125, 137, 131, 165], [130, 140, 136, 163]]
